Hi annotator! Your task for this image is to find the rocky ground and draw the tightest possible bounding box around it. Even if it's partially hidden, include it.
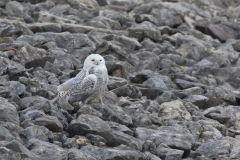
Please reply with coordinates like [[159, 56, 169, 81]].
[[1, 0, 240, 160]]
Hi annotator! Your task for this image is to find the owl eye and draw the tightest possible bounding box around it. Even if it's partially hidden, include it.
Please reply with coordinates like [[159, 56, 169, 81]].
[[91, 59, 95, 61], [100, 59, 102, 61]]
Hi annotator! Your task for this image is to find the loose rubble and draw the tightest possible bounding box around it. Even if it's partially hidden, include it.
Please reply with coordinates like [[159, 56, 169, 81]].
[[1, 0, 240, 159]]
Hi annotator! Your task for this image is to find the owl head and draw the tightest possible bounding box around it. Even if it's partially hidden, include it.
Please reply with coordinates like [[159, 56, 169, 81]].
[[83, 54, 106, 69]]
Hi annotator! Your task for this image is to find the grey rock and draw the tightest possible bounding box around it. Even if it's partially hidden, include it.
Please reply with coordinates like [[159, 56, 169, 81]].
[[112, 84, 142, 98], [108, 121, 133, 136], [227, 67, 240, 88], [6, 1, 26, 18], [203, 106, 230, 124], [86, 134, 107, 147], [33, 115, 63, 132], [63, 137, 81, 149], [155, 144, 184, 160], [158, 100, 192, 121], [107, 130, 143, 150], [0, 57, 25, 77], [67, 114, 111, 137], [230, 138, 240, 159], [88, 16, 122, 30], [4, 140, 38, 159], [181, 87, 204, 96], [143, 152, 162, 160], [0, 81, 26, 98], [143, 76, 168, 91], [28, 23, 62, 33], [21, 96, 52, 112], [232, 40, 240, 52], [151, 4, 183, 27], [175, 79, 203, 89], [196, 138, 231, 159], [107, 76, 128, 90], [95, 0, 107, 6], [38, 11, 77, 24], [185, 95, 209, 109], [77, 104, 103, 118], [0, 146, 22, 160], [95, 104, 133, 126], [135, 127, 157, 141], [129, 70, 153, 84], [21, 125, 53, 142], [80, 145, 142, 160], [206, 86, 236, 105], [0, 0, 9, 7], [28, 139, 68, 160], [107, 0, 143, 11], [196, 20, 240, 42], [0, 19, 32, 37], [68, 148, 96, 160], [113, 35, 142, 50], [0, 126, 15, 141], [0, 97, 19, 125], [128, 22, 161, 41], [146, 125, 194, 151], [156, 91, 176, 104]]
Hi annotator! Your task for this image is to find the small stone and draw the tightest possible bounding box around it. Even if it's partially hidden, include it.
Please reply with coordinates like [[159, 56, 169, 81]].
[[34, 115, 63, 132], [0, 97, 19, 125], [185, 95, 209, 109], [158, 100, 192, 121]]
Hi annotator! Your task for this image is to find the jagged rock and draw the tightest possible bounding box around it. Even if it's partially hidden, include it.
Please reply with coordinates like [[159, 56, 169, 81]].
[[107, 130, 143, 150], [28, 139, 68, 160], [21, 96, 52, 112], [128, 22, 161, 41], [107, 76, 128, 90], [185, 95, 209, 109], [94, 104, 133, 126], [108, 121, 133, 136], [0, 97, 19, 125], [1, 0, 240, 159], [0, 19, 32, 38], [4, 140, 39, 159], [68, 148, 97, 160], [146, 125, 194, 152], [112, 84, 142, 98], [0, 57, 25, 78], [67, 114, 111, 137], [86, 134, 107, 147], [0, 126, 16, 141], [196, 138, 232, 159], [6, 1, 27, 18], [135, 127, 157, 141], [0, 146, 22, 160], [21, 125, 53, 142], [196, 20, 240, 42], [33, 115, 63, 132], [0, 81, 26, 98], [80, 145, 143, 160], [158, 100, 192, 121]]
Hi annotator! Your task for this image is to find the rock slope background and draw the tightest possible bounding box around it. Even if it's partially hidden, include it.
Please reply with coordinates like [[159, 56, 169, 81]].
[[1, 0, 240, 159]]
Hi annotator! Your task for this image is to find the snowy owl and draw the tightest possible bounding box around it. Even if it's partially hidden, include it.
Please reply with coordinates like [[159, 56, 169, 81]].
[[55, 54, 109, 110]]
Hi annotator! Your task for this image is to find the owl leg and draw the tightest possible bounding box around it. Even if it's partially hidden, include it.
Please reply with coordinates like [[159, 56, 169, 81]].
[[100, 95, 104, 106]]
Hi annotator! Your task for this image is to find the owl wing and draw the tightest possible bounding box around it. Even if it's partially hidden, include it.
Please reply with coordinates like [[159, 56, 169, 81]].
[[69, 74, 97, 101], [57, 69, 87, 96]]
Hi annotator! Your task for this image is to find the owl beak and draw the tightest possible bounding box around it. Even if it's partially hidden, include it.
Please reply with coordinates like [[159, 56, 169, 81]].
[[94, 61, 99, 65]]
